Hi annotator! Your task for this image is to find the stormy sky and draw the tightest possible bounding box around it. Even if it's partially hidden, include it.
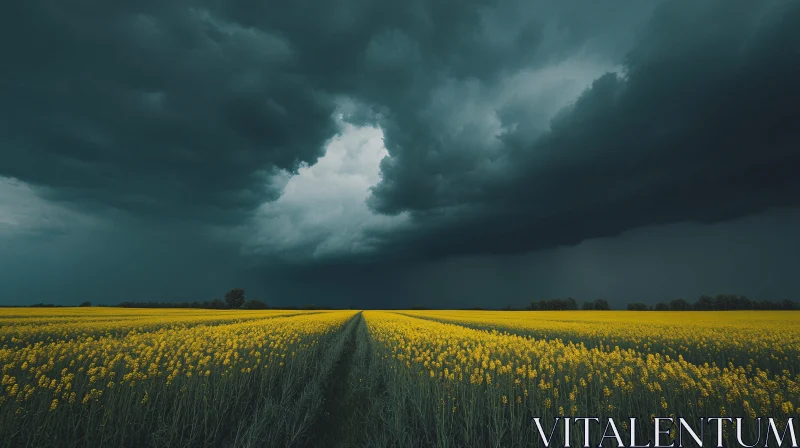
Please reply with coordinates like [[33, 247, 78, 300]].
[[1, 0, 799, 308]]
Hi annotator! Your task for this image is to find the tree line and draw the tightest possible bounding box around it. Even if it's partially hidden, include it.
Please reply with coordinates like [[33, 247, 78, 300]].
[[520, 294, 798, 311], [475, 294, 799, 311], [13, 291, 800, 311], [627, 294, 799, 311], [116, 288, 334, 310], [116, 288, 261, 309], [115, 300, 333, 311], [525, 298, 610, 310]]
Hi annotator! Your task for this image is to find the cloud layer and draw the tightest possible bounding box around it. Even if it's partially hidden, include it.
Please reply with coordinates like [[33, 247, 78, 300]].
[[243, 120, 408, 261], [364, 0, 800, 259], [2, 1, 338, 220], [1, 0, 799, 305]]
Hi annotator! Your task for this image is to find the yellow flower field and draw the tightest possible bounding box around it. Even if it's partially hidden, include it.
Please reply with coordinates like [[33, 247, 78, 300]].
[[401, 310, 800, 373], [0, 307, 315, 344], [363, 310, 800, 447], [0, 308, 357, 447], [1, 308, 798, 447]]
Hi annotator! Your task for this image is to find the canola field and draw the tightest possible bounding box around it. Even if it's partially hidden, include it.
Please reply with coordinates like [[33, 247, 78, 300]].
[[1, 308, 358, 447], [1, 308, 799, 447]]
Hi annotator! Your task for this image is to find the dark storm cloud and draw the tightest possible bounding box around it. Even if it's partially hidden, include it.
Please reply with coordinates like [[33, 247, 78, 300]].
[[364, 0, 800, 259], [235, 206, 800, 309], [0, 0, 338, 220], [1, 0, 798, 268], [0, 0, 653, 222]]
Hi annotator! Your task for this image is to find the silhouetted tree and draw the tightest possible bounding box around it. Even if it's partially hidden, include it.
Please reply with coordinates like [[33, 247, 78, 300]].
[[694, 295, 715, 310], [79, 301, 92, 307], [243, 299, 268, 310], [583, 299, 610, 310], [669, 298, 692, 311], [528, 298, 578, 310], [627, 302, 650, 311], [224, 288, 246, 309], [630, 296, 796, 311]]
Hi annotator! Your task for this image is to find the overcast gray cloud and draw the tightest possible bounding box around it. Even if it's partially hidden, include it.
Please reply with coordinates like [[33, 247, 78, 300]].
[[0, 177, 95, 237], [1, 0, 799, 305], [1, 1, 338, 220], [364, 0, 800, 260], [241, 119, 409, 262]]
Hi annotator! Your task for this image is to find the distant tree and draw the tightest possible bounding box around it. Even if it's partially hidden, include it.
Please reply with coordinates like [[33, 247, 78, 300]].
[[731, 294, 752, 310], [669, 298, 692, 311], [781, 299, 798, 310], [694, 295, 715, 310], [112, 299, 348, 310], [528, 298, 578, 311], [79, 301, 92, 307], [243, 299, 268, 310], [654, 301, 670, 311], [224, 288, 246, 309], [627, 302, 650, 311], [714, 294, 733, 310], [583, 299, 610, 310], [209, 298, 226, 309]]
